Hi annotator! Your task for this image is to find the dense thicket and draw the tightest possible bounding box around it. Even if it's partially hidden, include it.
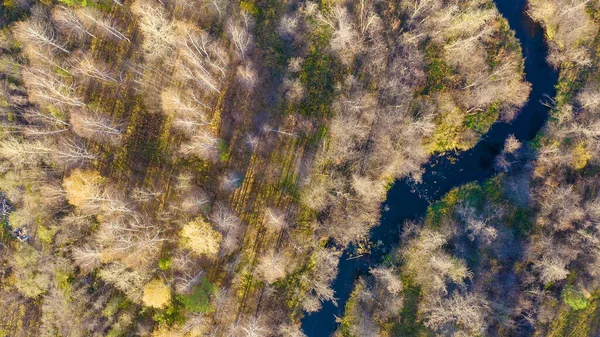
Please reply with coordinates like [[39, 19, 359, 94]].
[[0, 0, 530, 336]]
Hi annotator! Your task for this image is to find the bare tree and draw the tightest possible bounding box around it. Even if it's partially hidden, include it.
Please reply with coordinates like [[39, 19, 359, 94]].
[[211, 203, 243, 255], [96, 215, 165, 267], [52, 138, 98, 167], [423, 293, 490, 336], [357, 0, 381, 35], [176, 27, 229, 93], [528, 0, 598, 66], [14, 19, 70, 54], [22, 68, 85, 107], [161, 89, 209, 136], [70, 109, 122, 145], [180, 131, 220, 160], [220, 171, 242, 191], [22, 108, 69, 129], [316, 5, 360, 64], [178, 188, 210, 216], [577, 85, 600, 110], [402, 228, 471, 297], [131, 0, 175, 59], [240, 316, 269, 337], [535, 185, 585, 231], [237, 63, 257, 88], [52, 6, 96, 39], [76, 55, 117, 83], [98, 262, 151, 302], [264, 207, 287, 231], [175, 269, 205, 294], [62, 168, 105, 213], [278, 14, 299, 40], [302, 248, 341, 312], [278, 324, 307, 337], [403, 0, 439, 22], [76, 8, 130, 42], [256, 249, 287, 284], [72, 245, 101, 273], [0, 137, 52, 167], [227, 19, 253, 59], [21, 44, 72, 75], [209, 0, 229, 18]]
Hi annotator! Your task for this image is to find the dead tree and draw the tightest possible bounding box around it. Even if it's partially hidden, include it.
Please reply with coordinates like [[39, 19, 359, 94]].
[[53, 138, 98, 167], [227, 19, 252, 59], [176, 28, 229, 93], [131, 1, 175, 59], [77, 8, 130, 42], [14, 19, 70, 54], [76, 55, 118, 83], [22, 68, 85, 107], [180, 131, 220, 160], [52, 6, 96, 39], [71, 109, 122, 144]]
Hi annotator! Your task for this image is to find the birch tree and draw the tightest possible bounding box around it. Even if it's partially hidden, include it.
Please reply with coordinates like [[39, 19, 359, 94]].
[[22, 68, 85, 107], [14, 19, 70, 54]]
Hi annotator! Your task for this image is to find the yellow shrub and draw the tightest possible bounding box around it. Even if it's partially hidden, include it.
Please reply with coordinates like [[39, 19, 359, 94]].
[[572, 141, 591, 170], [180, 217, 222, 258], [62, 169, 103, 207], [142, 278, 171, 309]]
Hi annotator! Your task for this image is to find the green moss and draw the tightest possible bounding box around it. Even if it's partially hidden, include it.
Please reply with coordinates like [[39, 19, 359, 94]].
[[527, 131, 545, 151], [217, 140, 230, 162], [153, 300, 185, 327], [1, 217, 11, 243], [252, 0, 288, 70], [563, 286, 589, 311], [554, 73, 582, 108], [425, 178, 508, 229], [158, 257, 171, 271], [422, 43, 455, 94], [425, 183, 485, 227], [178, 277, 214, 313], [585, 0, 600, 22], [240, 1, 259, 15], [37, 224, 56, 244], [54, 67, 72, 77], [298, 41, 336, 117], [103, 295, 126, 317], [426, 188, 461, 227], [391, 279, 435, 337], [47, 106, 68, 122], [465, 103, 500, 134], [277, 255, 317, 311], [55, 270, 73, 294], [281, 171, 300, 201], [546, 294, 600, 337], [57, 0, 111, 9], [484, 17, 521, 69], [339, 281, 363, 337]]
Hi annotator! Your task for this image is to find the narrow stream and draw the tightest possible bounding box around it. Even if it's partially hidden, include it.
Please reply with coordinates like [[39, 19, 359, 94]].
[[301, 0, 558, 335]]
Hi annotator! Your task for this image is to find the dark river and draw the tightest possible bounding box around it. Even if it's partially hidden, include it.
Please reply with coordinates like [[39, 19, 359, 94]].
[[301, 0, 558, 335]]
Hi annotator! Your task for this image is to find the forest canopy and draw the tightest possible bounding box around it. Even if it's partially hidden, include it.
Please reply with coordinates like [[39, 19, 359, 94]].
[[1, 0, 595, 336]]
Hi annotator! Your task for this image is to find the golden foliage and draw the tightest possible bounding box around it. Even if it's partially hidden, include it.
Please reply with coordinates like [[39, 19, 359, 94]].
[[572, 141, 591, 170], [142, 278, 172, 309], [180, 217, 222, 258], [62, 168, 103, 208]]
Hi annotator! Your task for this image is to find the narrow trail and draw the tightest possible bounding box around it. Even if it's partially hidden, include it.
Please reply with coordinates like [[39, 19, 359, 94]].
[[301, 0, 558, 335]]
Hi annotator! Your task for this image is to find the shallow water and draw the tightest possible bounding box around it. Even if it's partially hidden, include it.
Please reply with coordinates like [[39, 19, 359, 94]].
[[301, 0, 558, 335]]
